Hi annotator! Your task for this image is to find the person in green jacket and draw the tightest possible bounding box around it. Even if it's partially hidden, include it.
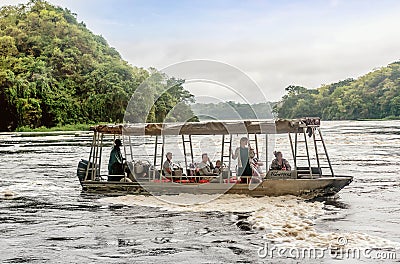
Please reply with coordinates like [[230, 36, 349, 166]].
[[108, 139, 124, 175]]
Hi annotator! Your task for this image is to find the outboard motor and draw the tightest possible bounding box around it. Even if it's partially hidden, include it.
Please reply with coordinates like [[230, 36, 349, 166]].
[[77, 159, 98, 182]]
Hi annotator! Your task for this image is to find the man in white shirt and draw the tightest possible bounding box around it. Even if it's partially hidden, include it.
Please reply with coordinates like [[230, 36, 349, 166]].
[[163, 152, 173, 176], [197, 153, 216, 176]]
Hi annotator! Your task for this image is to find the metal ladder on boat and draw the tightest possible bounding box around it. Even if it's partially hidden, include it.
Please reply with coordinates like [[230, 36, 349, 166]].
[[248, 134, 259, 159], [154, 135, 165, 172], [221, 134, 233, 180], [182, 135, 194, 174], [122, 134, 134, 163], [291, 127, 313, 178], [312, 127, 334, 177], [291, 125, 334, 178], [85, 131, 102, 181]]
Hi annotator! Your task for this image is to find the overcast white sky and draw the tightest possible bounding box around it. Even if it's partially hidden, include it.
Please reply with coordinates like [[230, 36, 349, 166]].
[[2, 0, 400, 102]]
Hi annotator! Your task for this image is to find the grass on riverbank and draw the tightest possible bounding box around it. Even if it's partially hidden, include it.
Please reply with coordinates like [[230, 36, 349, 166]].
[[15, 124, 93, 132], [357, 115, 400, 121]]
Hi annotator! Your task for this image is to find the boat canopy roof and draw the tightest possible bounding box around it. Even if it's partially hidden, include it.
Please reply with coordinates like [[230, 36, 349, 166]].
[[90, 118, 320, 136]]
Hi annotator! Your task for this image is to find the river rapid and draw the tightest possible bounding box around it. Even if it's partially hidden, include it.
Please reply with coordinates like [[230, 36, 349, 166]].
[[0, 121, 399, 263]]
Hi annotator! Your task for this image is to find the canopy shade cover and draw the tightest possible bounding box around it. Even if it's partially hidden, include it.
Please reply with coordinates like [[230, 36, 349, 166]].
[[90, 118, 320, 135]]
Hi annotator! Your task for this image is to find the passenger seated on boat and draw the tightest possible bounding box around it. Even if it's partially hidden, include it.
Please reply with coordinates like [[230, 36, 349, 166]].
[[231, 137, 254, 183], [270, 151, 291, 171], [251, 158, 265, 177], [197, 153, 217, 177], [213, 160, 222, 174], [108, 139, 124, 175], [163, 152, 173, 177]]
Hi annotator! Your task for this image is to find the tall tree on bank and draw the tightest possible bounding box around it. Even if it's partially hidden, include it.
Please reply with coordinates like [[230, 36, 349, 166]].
[[0, 0, 197, 131]]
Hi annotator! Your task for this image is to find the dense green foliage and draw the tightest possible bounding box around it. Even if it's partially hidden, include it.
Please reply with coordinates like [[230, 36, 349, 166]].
[[191, 102, 275, 120], [275, 62, 400, 120], [15, 123, 91, 132], [123, 70, 198, 123], [0, 0, 197, 131]]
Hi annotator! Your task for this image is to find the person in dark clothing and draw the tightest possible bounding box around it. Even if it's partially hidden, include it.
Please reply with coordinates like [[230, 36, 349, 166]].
[[108, 139, 124, 175], [231, 137, 255, 182], [270, 151, 291, 171], [213, 160, 222, 174]]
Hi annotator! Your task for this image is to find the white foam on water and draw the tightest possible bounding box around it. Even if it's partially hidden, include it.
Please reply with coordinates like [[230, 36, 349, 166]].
[[99, 194, 400, 250]]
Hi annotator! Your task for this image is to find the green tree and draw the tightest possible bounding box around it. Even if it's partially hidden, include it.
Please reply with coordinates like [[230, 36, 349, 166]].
[[275, 62, 400, 120], [0, 0, 198, 131]]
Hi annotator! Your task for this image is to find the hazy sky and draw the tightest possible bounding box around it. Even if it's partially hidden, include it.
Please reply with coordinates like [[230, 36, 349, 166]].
[[2, 0, 400, 102]]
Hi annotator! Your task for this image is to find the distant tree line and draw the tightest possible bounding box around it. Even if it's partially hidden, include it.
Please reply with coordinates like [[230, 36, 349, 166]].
[[274, 62, 400, 120], [1, 1, 398, 132], [191, 101, 275, 120]]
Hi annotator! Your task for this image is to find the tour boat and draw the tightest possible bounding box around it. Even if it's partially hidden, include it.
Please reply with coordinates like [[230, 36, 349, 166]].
[[77, 118, 352, 198]]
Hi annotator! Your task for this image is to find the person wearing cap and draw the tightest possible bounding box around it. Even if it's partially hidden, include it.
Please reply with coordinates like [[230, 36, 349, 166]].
[[108, 139, 124, 175], [163, 152, 173, 177]]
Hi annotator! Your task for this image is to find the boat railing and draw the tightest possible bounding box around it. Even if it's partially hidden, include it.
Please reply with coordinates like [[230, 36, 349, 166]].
[[82, 118, 336, 183]]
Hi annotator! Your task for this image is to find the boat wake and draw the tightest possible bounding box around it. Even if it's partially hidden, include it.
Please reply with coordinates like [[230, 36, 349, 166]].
[[99, 194, 400, 250]]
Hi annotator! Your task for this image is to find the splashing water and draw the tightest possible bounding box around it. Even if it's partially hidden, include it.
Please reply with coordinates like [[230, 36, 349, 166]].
[[100, 193, 400, 250]]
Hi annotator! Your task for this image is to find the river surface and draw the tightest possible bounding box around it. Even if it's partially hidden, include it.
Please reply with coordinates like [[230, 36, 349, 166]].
[[0, 121, 399, 263]]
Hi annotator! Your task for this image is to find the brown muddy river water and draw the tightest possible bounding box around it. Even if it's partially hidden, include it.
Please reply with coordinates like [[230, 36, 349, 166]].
[[0, 121, 399, 263]]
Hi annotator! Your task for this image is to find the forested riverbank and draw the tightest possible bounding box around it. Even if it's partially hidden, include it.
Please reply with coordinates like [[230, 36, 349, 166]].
[[1, 1, 399, 132], [274, 62, 400, 120], [0, 0, 197, 131]]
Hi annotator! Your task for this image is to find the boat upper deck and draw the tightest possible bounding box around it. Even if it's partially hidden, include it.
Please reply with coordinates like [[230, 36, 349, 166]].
[[89, 117, 321, 135]]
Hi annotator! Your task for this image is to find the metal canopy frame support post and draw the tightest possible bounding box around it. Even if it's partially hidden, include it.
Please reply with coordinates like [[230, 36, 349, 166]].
[[303, 128, 313, 178], [317, 127, 334, 177], [98, 133, 104, 177], [221, 134, 233, 183], [182, 135, 194, 174], [248, 134, 259, 159], [95, 132, 101, 179], [294, 133, 298, 167], [159, 136, 165, 175], [154, 136, 158, 169], [88, 131, 96, 181], [288, 133, 296, 169], [182, 135, 187, 172], [121, 135, 128, 181], [122, 135, 127, 158], [265, 133, 269, 172], [293, 129, 313, 178], [128, 136, 133, 161], [85, 131, 96, 181], [154, 135, 165, 173], [312, 127, 322, 176], [189, 136, 194, 166], [88, 131, 100, 181]]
